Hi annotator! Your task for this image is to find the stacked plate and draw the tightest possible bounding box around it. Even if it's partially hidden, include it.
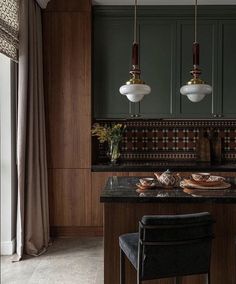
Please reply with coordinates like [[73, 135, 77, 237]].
[[136, 178, 157, 192], [180, 173, 231, 190]]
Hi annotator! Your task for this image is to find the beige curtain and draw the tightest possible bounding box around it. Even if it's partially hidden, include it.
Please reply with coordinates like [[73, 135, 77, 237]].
[[15, 0, 49, 260]]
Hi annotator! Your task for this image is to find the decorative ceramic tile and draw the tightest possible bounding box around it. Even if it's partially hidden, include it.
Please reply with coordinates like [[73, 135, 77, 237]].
[[94, 120, 236, 162]]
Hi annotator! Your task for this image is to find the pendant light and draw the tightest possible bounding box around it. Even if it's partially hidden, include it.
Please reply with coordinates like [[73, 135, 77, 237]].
[[119, 0, 151, 103], [180, 0, 212, 103]]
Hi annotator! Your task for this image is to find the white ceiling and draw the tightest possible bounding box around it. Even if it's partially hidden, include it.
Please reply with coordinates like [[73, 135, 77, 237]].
[[92, 0, 236, 5]]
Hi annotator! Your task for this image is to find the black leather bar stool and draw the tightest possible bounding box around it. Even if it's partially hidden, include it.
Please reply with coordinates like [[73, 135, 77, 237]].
[[119, 212, 214, 284]]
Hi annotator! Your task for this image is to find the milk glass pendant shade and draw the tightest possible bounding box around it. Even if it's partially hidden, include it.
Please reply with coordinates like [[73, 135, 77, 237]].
[[119, 84, 151, 103], [180, 0, 212, 102], [180, 83, 212, 103], [119, 0, 151, 103]]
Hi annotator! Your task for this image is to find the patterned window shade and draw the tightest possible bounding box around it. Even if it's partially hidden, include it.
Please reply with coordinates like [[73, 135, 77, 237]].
[[0, 0, 19, 61]]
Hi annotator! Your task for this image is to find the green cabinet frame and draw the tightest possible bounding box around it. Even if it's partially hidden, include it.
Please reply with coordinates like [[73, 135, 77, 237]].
[[217, 20, 236, 118], [93, 6, 236, 119], [176, 20, 218, 118]]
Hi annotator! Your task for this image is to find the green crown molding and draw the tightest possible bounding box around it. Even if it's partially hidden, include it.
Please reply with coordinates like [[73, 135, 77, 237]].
[[93, 5, 236, 19]]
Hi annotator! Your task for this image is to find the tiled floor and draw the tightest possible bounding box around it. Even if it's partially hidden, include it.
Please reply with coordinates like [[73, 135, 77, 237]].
[[1, 237, 104, 284]]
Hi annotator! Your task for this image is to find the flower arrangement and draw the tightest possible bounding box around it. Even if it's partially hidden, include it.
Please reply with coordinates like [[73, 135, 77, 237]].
[[91, 123, 126, 143], [91, 123, 126, 164]]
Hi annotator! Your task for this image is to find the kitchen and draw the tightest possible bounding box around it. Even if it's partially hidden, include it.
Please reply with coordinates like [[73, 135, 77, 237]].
[[1, 0, 236, 283]]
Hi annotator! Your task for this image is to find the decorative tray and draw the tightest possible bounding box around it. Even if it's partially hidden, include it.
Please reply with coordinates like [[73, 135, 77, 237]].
[[183, 188, 229, 197], [180, 179, 231, 190]]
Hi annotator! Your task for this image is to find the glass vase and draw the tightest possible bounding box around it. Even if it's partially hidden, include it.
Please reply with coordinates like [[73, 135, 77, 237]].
[[107, 139, 121, 165]]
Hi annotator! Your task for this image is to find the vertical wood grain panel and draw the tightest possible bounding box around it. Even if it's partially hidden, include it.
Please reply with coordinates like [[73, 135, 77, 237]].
[[48, 169, 91, 226], [43, 12, 91, 169], [91, 172, 128, 226], [43, 0, 92, 233]]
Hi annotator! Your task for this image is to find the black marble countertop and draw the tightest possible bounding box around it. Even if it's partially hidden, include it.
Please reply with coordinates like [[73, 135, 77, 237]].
[[92, 162, 236, 172], [100, 176, 236, 203]]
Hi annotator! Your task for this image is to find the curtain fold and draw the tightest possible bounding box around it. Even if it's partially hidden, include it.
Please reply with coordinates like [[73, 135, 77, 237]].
[[15, 0, 49, 260], [35, 0, 51, 9]]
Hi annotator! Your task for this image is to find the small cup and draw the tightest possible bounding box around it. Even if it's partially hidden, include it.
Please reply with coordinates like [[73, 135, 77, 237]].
[[192, 173, 210, 181], [139, 178, 155, 187]]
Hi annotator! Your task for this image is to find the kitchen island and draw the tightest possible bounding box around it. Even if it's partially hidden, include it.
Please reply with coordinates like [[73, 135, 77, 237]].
[[100, 176, 236, 284]]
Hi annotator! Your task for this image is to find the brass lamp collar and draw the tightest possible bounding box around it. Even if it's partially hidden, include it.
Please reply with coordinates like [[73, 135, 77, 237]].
[[126, 71, 144, 85], [187, 78, 205, 85], [187, 67, 205, 85]]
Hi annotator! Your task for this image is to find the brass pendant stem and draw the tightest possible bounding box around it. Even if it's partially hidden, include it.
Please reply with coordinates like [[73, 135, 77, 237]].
[[187, 0, 205, 85], [126, 0, 145, 85]]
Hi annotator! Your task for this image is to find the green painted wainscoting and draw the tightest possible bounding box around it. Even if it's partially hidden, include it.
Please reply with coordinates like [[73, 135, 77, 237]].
[[93, 6, 236, 119]]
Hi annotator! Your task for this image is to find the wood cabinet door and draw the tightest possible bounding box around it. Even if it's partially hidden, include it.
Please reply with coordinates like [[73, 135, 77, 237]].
[[176, 20, 218, 118], [43, 12, 91, 168], [91, 172, 128, 226], [48, 169, 92, 226], [217, 20, 236, 118]]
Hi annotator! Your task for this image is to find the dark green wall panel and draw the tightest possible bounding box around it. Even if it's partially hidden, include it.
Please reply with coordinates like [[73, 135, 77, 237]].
[[93, 18, 132, 118], [178, 21, 217, 116], [220, 21, 236, 116], [139, 20, 176, 117], [93, 6, 236, 119]]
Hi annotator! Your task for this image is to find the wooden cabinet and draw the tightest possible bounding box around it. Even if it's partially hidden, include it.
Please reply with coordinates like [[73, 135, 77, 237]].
[[91, 172, 159, 227], [43, 0, 92, 237], [93, 7, 236, 119], [91, 172, 128, 226], [48, 169, 92, 226], [43, 11, 91, 169]]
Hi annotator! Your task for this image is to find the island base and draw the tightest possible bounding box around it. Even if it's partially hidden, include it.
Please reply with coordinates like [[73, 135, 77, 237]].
[[104, 202, 236, 284]]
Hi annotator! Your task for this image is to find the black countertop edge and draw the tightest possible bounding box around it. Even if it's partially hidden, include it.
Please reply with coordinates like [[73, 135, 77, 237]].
[[100, 177, 236, 203], [92, 163, 236, 172], [100, 196, 236, 203]]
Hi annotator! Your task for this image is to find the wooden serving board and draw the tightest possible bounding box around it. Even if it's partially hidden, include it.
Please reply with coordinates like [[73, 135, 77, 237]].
[[180, 180, 231, 190]]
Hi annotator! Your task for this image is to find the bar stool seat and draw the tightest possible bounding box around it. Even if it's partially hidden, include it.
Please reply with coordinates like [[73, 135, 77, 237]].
[[119, 212, 214, 284]]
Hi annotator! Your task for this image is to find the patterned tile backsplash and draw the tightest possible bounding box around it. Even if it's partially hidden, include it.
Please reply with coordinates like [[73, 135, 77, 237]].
[[94, 120, 236, 162]]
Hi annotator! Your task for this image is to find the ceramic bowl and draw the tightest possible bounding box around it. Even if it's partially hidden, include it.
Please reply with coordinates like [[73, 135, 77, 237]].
[[139, 178, 155, 187], [191, 173, 211, 181], [208, 175, 225, 182]]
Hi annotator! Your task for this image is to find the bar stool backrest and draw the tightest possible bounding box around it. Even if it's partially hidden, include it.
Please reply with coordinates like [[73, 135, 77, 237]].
[[138, 212, 214, 281]]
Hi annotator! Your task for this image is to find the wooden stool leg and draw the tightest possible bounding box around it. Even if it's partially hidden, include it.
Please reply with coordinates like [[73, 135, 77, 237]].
[[120, 249, 125, 284]]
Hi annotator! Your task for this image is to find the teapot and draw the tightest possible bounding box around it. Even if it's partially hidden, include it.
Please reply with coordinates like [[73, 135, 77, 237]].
[[154, 169, 181, 187]]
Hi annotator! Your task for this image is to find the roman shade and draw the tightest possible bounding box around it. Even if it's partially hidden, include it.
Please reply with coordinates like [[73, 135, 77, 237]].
[[0, 0, 19, 61]]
